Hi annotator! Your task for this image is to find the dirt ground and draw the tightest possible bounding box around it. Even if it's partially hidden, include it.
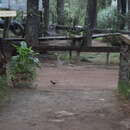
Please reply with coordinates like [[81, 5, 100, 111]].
[[0, 61, 130, 130]]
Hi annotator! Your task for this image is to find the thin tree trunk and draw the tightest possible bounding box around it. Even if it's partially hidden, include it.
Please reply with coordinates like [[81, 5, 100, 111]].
[[121, 0, 127, 14], [118, 43, 130, 96], [117, 0, 121, 12], [119, 44, 130, 82], [0, 17, 11, 75], [43, 0, 49, 36], [0, 41, 7, 75], [84, 0, 97, 47], [127, 0, 130, 30], [57, 0, 64, 25], [117, 0, 126, 29], [25, 0, 40, 46]]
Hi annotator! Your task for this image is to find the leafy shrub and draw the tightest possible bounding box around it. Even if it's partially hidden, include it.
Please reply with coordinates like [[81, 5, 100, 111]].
[[118, 81, 130, 99], [7, 42, 40, 87], [64, 3, 85, 26], [97, 6, 125, 30]]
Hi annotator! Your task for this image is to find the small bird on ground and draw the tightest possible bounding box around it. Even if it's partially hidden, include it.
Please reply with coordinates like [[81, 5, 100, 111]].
[[50, 80, 56, 85]]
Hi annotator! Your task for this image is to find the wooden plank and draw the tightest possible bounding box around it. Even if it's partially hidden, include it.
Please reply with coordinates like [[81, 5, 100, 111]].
[[120, 35, 130, 45], [0, 11, 16, 17], [33, 46, 120, 53], [55, 25, 130, 34], [1, 33, 120, 42], [93, 33, 120, 39]]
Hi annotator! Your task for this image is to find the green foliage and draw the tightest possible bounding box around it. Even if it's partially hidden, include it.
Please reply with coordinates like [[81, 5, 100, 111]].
[[64, 4, 85, 26], [97, 6, 125, 30], [97, 0, 112, 11], [14, 11, 24, 22], [50, 0, 86, 25], [7, 42, 40, 87], [118, 81, 130, 99]]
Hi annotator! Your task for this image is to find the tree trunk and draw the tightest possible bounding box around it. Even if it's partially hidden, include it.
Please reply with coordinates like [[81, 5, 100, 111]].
[[0, 41, 7, 76], [117, 0, 127, 15], [43, 0, 49, 36], [127, 0, 130, 30], [117, 0, 121, 12], [57, 0, 64, 25], [121, 0, 127, 14], [117, 0, 126, 30], [118, 43, 130, 96], [119, 44, 130, 82], [25, 0, 40, 46], [84, 0, 97, 47], [0, 17, 11, 76]]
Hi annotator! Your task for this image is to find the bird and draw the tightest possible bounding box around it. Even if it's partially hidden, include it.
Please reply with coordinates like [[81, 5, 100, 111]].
[[50, 80, 56, 85]]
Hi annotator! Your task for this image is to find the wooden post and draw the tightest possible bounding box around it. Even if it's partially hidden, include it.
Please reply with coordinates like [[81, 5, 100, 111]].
[[106, 43, 110, 65], [118, 43, 130, 95], [76, 40, 81, 63], [119, 44, 130, 82], [106, 52, 110, 65], [69, 39, 75, 60], [69, 50, 72, 61], [76, 51, 80, 63]]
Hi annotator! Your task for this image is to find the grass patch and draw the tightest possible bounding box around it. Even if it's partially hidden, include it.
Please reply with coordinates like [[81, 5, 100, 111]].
[[56, 52, 70, 61], [51, 52, 120, 65], [109, 53, 120, 64], [118, 80, 130, 99], [95, 37, 103, 41], [80, 53, 120, 64]]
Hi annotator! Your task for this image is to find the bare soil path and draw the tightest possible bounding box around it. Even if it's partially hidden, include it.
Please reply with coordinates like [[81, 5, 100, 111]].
[[0, 62, 130, 130]]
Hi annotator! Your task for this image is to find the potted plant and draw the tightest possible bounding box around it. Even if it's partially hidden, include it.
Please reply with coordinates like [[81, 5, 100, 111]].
[[7, 41, 40, 88]]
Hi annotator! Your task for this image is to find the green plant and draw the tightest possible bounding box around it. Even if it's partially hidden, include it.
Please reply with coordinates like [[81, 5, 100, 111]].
[[64, 3, 85, 26], [97, 6, 126, 30], [7, 42, 40, 87], [118, 81, 130, 99]]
